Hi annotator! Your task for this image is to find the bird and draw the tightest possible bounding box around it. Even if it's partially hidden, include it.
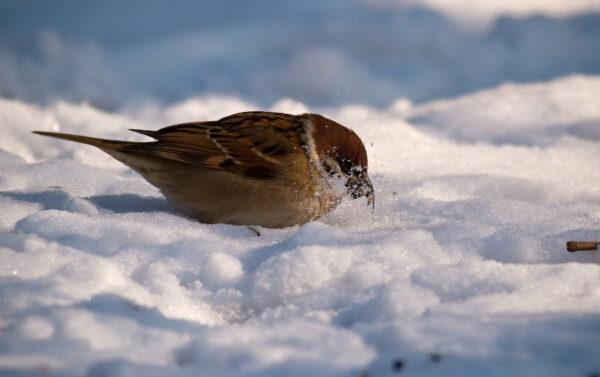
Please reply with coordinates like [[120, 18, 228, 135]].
[[33, 111, 374, 228]]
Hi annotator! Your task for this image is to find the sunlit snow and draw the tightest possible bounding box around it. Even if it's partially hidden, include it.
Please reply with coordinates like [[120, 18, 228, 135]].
[[1, 74, 600, 376]]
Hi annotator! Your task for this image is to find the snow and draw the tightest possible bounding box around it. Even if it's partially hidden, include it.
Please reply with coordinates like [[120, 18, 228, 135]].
[[1, 74, 600, 376], [1, 2, 600, 374], [1, 1, 600, 108], [366, 0, 600, 29], [408, 76, 600, 145]]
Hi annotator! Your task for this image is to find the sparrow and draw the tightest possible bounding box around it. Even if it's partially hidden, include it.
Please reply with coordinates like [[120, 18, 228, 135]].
[[34, 111, 374, 228]]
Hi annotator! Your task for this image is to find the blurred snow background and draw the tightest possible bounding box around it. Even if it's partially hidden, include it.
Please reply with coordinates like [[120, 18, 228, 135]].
[[1, 0, 600, 108], [1, 1, 600, 376]]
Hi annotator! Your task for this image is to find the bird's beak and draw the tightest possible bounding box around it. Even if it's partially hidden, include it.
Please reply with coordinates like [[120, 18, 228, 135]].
[[347, 172, 375, 211]]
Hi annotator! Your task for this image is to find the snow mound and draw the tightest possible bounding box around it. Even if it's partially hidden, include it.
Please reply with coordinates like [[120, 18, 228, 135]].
[[1, 76, 600, 376], [408, 75, 600, 145]]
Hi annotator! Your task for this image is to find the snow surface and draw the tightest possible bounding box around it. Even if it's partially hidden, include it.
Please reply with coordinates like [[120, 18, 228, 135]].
[[1, 75, 600, 376]]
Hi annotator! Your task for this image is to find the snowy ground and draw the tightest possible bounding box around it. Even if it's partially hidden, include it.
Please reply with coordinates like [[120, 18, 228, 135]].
[[1, 75, 600, 376]]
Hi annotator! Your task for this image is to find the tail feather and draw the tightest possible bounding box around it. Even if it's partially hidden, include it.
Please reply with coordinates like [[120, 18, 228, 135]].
[[32, 131, 129, 151], [129, 129, 158, 138]]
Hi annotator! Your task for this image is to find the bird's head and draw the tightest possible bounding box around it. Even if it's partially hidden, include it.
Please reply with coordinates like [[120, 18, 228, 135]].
[[305, 114, 375, 209]]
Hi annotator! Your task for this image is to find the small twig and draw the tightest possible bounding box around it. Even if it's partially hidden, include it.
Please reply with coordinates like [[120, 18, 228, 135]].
[[566, 241, 599, 252]]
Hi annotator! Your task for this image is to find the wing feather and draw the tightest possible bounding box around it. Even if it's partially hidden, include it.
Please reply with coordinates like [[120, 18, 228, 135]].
[[123, 112, 306, 178]]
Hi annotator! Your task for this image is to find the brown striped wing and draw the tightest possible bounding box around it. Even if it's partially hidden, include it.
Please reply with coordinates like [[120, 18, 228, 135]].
[[125, 112, 305, 179]]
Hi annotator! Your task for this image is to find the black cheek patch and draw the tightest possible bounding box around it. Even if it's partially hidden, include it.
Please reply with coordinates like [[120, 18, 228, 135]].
[[244, 166, 277, 180]]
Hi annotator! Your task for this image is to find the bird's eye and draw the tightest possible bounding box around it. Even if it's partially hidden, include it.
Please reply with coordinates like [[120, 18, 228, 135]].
[[322, 157, 342, 176]]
